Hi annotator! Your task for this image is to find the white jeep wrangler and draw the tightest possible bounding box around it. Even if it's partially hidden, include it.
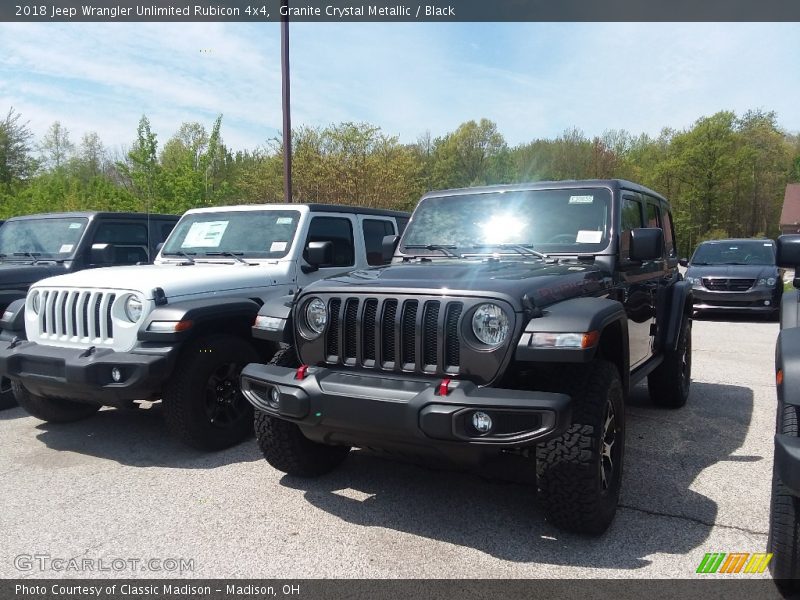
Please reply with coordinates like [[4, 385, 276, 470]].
[[0, 204, 408, 450]]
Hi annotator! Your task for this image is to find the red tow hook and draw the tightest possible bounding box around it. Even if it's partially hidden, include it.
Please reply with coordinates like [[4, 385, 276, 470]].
[[295, 364, 309, 380], [437, 378, 452, 396]]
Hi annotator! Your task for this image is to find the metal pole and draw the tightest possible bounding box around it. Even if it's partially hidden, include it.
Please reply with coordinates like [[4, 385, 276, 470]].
[[281, 0, 292, 202]]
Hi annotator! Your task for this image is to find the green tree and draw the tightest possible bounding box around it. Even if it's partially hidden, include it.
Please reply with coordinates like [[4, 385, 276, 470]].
[[0, 107, 37, 191], [39, 121, 75, 170]]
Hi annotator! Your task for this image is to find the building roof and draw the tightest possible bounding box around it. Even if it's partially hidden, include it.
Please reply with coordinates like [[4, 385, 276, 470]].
[[780, 184, 800, 226]]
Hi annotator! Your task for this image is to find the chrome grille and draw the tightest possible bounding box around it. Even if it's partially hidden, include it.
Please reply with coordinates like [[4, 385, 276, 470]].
[[323, 296, 464, 375], [37, 289, 116, 343], [703, 278, 755, 292]]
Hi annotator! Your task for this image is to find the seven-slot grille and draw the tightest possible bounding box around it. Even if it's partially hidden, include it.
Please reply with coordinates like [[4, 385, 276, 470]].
[[702, 278, 756, 292], [323, 296, 464, 375], [36, 289, 116, 343]]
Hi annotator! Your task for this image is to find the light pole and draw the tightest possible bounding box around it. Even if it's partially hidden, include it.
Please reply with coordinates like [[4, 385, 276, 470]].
[[281, 0, 292, 202]]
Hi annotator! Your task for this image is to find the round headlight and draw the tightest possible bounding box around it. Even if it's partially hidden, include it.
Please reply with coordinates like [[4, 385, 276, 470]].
[[124, 295, 143, 323], [305, 298, 328, 336], [30, 291, 40, 315], [471, 303, 509, 346], [767, 277, 777, 286]]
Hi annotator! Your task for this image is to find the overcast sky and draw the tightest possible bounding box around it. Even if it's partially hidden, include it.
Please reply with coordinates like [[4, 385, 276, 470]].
[[0, 22, 798, 155]]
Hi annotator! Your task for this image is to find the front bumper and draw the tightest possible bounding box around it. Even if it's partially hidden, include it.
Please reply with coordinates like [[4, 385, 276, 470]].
[[241, 364, 571, 466], [692, 288, 779, 312], [775, 434, 800, 496], [0, 340, 178, 406]]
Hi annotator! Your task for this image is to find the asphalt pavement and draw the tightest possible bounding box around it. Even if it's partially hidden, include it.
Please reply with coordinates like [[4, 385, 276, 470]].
[[0, 314, 781, 579]]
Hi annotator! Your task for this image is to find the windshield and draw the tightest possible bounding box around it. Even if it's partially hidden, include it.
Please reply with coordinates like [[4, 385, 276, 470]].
[[691, 241, 775, 266], [401, 188, 611, 255], [0, 217, 88, 260], [161, 210, 301, 259]]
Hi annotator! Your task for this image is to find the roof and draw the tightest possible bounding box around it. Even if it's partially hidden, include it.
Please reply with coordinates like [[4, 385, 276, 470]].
[[697, 238, 774, 244], [184, 203, 409, 218], [6, 211, 178, 221], [780, 184, 800, 226], [423, 179, 669, 204]]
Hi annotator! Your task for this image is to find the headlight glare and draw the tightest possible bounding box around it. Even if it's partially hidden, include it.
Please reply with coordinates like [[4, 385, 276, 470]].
[[305, 298, 328, 336], [471, 303, 509, 346], [124, 295, 144, 322]]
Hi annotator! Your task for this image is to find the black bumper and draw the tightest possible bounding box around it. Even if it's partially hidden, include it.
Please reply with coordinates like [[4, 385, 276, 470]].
[[241, 364, 571, 466], [776, 433, 800, 496], [0, 340, 178, 406], [692, 288, 779, 312]]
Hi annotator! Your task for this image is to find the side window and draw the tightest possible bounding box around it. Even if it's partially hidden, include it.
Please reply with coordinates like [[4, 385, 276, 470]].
[[620, 196, 643, 258], [160, 222, 176, 243], [304, 216, 354, 268], [92, 222, 149, 265], [396, 216, 410, 235], [645, 202, 661, 228], [362, 219, 395, 266], [661, 208, 677, 257]]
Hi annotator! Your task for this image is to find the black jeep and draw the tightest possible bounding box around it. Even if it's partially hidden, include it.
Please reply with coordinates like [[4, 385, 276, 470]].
[[241, 180, 693, 534]]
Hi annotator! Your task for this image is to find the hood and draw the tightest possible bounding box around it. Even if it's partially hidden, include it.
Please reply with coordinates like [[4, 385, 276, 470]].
[[30, 262, 279, 300], [0, 261, 68, 289], [686, 264, 778, 280], [309, 259, 611, 309]]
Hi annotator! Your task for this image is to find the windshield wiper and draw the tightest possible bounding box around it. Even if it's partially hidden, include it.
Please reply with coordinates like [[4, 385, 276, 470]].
[[204, 251, 253, 265], [470, 243, 549, 260], [13, 251, 44, 264], [403, 244, 459, 258], [162, 251, 196, 264]]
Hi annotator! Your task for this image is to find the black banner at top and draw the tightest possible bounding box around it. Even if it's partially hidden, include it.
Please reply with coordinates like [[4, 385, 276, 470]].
[[2, 0, 800, 22]]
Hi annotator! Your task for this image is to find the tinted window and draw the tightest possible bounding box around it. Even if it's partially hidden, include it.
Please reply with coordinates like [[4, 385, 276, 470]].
[[161, 222, 176, 242], [0, 218, 88, 259], [162, 210, 300, 259], [620, 197, 643, 259], [362, 219, 395, 266], [691, 241, 776, 266], [92, 222, 149, 265], [645, 202, 661, 228], [304, 217, 354, 267], [661, 208, 676, 257]]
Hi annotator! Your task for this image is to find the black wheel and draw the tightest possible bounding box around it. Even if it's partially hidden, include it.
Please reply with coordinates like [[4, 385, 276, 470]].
[[254, 347, 350, 476], [163, 334, 260, 451], [11, 380, 100, 422], [536, 360, 625, 535], [648, 315, 691, 408], [769, 400, 800, 590], [0, 376, 17, 410]]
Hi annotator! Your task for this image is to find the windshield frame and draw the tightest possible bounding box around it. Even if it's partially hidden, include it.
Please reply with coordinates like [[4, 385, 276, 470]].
[[159, 209, 303, 260], [399, 187, 613, 258], [0, 217, 89, 261], [690, 240, 776, 266]]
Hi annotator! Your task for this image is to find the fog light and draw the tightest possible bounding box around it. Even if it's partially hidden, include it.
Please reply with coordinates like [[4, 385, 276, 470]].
[[472, 411, 493, 434], [111, 367, 122, 382], [765, 300, 771, 306], [268, 386, 280, 409]]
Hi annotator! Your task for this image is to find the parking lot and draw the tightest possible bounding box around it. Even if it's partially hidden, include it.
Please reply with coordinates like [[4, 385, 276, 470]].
[[0, 315, 780, 579]]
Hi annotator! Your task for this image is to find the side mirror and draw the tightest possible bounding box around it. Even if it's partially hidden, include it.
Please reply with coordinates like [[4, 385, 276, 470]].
[[629, 228, 663, 262], [776, 235, 800, 268], [306, 241, 333, 267], [90, 243, 114, 266], [679, 258, 689, 267], [382, 235, 400, 262]]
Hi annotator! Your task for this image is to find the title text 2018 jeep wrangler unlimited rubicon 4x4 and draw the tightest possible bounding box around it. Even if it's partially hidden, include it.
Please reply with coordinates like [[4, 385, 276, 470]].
[[0, 204, 408, 450], [0, 211, 179, 408], [241, 180, 693, 534]]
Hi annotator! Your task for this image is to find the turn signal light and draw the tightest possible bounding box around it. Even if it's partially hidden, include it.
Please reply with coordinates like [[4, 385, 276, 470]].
[[777, 369, 783, 386]]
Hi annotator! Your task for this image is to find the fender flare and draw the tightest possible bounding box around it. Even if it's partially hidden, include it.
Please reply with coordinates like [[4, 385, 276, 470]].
[[780, 289, 800, 330], [0, 298, 26, 341], [777, 327, 800, 409], [251, 294, 296, 344], [660, 280, 693, 353], [138, 297, 261, 342]]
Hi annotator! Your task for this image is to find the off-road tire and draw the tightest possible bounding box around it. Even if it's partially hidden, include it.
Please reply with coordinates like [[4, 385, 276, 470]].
[[0, 376, 17, 409], [12, 380, 100, 422], [648, 315, 691, 408], [536, 360, 625, 535], [163, 334, 260, 451], [254, 346, 351, 476], [768, 401, 800, 591]]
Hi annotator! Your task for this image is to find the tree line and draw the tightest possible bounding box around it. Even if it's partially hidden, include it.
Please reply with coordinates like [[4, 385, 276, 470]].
[[1, 107, 799, 255]]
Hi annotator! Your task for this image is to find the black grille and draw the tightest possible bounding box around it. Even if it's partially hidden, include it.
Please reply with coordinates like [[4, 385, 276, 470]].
[[703, 278, 755, 292], [322, 296, 466, 375]]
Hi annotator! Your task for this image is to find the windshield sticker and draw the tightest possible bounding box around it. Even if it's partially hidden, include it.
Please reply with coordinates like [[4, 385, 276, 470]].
[[58, 244, 74, 253], [68, 223, 82, 229], [276, 217, 293, 225], [182, 221, 229, 248], [764, 243, 773, 246], [270, 241, 288, 252], [576, 230, 603, 243], [569, 195, 594, 204]]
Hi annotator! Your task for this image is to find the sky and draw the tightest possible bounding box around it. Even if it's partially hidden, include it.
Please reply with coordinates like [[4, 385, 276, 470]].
[[0, 21, 798, 156]]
